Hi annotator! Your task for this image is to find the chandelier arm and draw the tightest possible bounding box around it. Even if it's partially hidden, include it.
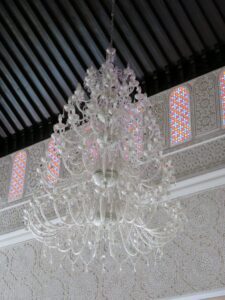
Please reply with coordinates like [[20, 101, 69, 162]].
[[89, 117, 101, 137], [28, 220, 58, 239], [29, 203, 60, 232], [135, 226, 154, 247], [135, 226, 165, 249], [140, 226, 177, 245], [58, 134, 79, 145], [116, 187, 127, 223], [52, 199, 74, 226], [133, 206, 158, 227], [68, 122, 88, 140], [67, 200, 87, 227], [127, 226, 152, 255], [81, 153, 95, 174], [61, 155, 84, 177], [34, 203, 63, 231], [82, 194, 93, 223], [108, 230, 116, 259], [118, 224, 137, 257], [123, 206, 138, 224], [71, 226, 90, 256]]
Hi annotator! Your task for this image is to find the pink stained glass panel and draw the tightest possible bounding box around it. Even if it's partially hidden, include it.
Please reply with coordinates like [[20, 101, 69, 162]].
[[219, 71, 225, 127], [169, 86, 192, 146], [8, 151, 27, 202], [47, 139, 60, 185]]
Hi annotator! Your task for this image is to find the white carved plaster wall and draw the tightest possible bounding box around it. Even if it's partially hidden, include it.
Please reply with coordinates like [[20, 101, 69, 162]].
[[0, 187, 224, 300]]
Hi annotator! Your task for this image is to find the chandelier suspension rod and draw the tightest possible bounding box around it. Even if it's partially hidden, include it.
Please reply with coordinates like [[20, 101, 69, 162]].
[[110, 0, 116, 48]]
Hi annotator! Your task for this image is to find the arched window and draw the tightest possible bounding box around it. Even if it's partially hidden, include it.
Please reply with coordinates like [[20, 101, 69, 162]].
[[169, 86, 192, 146], [47, 139, 60, 185], [8, 150, 27, 202], [219, 70, 225, 127]]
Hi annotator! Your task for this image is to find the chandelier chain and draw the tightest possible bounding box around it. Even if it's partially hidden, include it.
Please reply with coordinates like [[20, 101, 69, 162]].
[[110, 0, 116, 47]]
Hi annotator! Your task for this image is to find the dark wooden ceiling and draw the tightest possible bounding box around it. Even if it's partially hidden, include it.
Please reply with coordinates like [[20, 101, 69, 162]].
[[1, 0, 225, 157]]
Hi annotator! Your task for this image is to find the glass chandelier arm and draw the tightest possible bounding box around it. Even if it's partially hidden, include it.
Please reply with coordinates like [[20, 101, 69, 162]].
[[118, 225, 137, 257], [71, 226, 90, 256], [139, 226, 177, 247], [33, 202, 62, 231], [52, 199, 73, 226], [29, 202, 60, 233], [27, 219, 58, 239], [67, 200, 86, 227]]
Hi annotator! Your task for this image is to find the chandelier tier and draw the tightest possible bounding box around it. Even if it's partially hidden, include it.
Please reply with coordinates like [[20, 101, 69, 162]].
[[24, 48, 185, 271]]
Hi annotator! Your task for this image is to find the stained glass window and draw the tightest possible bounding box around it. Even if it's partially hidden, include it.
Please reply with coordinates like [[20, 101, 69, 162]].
[[8, 151, 27, 202], [47, 139, 60, 185], [219, 70, 225, 127], [169, 86, 192, 146]]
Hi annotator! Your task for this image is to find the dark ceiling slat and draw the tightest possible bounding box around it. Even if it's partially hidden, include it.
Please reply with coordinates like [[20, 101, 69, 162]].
[[57, 0, 105, 67], [0, 96, 23, 131], [45, 0, 97, 70], [0, 111, 16, 135], [181, 0, 218, 49], [30, 0, 86, 86], [0, 1, 62, 115], [0, 27, 53, 119], [0, 62, 40, 125], [101, 0, 156, 74], [150, 0, 193, 58], [0, 126, 7, 139], [6, 0, 66, 110], [166, 0, 204, 53], [197, 0, 225, 43], [133, 0, 180, 64], [27, 0, 85, 88], [214, 0, 225, 21], [19, 0, 76, 96], [12, 2, 71, 102], [118, 0, 168, 69], [84, 0, 144, 78]]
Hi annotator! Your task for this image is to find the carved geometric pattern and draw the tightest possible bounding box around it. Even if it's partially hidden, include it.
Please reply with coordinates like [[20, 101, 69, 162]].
[[171, 136, 225, 180], [0, 203, 27, 234], [194, 74, 217, 135], [219, 70, 225, 127], [0, 157, 11, 207], [169, 86, 192, 146], [25, 143, 45, 196], [47, 139, 60, 185], [151, 95, 165, 145], [0, 187, 224, 299], [8, 151, 27, 202]]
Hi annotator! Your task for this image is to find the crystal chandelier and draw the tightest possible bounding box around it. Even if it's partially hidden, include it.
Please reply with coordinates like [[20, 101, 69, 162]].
[[24, 0, 185, 270], [24, 47, 185, 271]]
